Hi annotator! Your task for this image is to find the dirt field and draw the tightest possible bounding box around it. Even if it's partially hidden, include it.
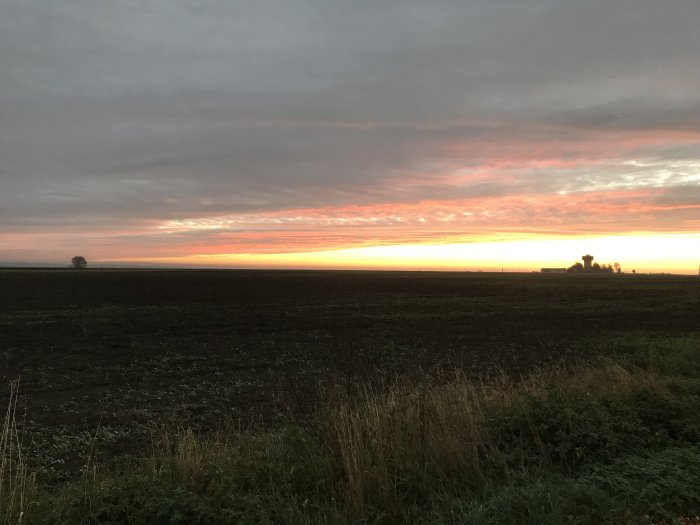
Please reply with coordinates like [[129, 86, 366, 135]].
[[1, 269, 698, 476]]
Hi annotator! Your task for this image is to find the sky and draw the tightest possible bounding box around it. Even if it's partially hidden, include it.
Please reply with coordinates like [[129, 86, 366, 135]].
[[1, 0, 699, 272]]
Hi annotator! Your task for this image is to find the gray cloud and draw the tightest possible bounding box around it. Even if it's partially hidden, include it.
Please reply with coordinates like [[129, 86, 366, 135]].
[[1, 0, 699, 249]]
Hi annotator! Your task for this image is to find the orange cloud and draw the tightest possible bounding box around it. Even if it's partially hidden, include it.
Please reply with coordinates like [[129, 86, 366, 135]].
[[146, 187, 700, 257]]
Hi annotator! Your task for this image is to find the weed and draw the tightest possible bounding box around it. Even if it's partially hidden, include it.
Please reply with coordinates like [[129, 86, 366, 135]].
[[1, 380, 35, 524]]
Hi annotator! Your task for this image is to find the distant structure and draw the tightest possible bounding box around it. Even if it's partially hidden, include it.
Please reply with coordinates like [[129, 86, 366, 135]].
[[567, 254, 617, 274], [541, 268, 567, 273], [70, 256, 87, 269]]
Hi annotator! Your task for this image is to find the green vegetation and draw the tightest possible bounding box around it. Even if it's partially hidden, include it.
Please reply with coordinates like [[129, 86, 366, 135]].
[[1, 270, 699, 523], [3, 343, 700, 524]]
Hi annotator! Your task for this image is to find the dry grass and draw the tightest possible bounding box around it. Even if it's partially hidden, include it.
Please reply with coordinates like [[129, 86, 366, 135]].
[[328, 376, 501, 516], [157, 427, 234, 495], [0, 358, 683, 524], [325, 359, 667, 516], [0, 380, 35, 525]]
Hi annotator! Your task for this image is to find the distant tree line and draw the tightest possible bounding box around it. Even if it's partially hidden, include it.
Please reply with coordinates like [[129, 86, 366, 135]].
[[567, 261, 621, 273]]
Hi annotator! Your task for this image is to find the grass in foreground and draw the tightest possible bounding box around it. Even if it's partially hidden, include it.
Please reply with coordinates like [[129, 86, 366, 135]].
[[3, 339, 700, 524]]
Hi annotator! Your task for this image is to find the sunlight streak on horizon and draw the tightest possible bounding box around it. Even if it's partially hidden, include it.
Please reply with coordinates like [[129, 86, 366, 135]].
[[113, 234, 700, 274]]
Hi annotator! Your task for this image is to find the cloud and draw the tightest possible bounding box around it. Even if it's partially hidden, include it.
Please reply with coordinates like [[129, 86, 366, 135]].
[[1, 0, 699, 262]]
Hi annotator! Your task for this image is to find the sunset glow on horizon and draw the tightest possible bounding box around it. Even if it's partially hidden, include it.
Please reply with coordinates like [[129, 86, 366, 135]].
[[109, 233, 700, 275], [2, 2, 699, 273]]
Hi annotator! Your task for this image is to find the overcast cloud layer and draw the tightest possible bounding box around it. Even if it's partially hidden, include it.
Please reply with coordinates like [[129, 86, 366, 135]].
[[1, 0, 699, 264]]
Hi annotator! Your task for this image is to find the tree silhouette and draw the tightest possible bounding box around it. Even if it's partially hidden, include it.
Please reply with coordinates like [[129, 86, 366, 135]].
[[567, 262, 584, 273], [567, 261, 616, 273], [71, 256, 87, 269]]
